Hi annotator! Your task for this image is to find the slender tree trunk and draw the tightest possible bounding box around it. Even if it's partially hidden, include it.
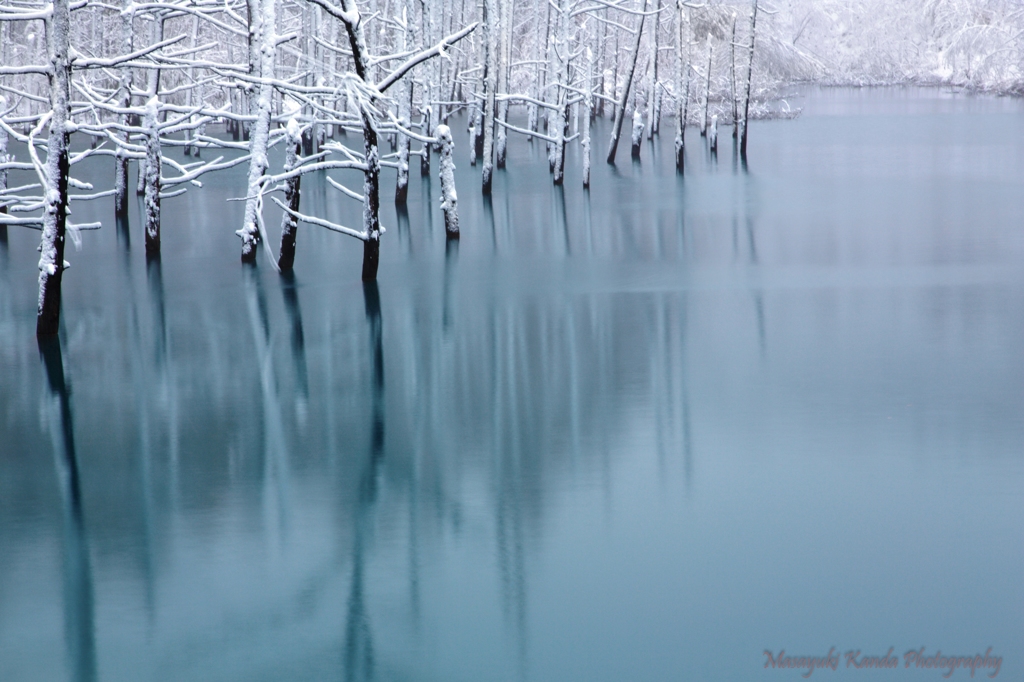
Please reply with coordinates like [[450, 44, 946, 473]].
[[418, 0, 433, 175], [359, 111, 381, 281], [631, 107, 643, 158], [582, 48, 593, 188], [481, 0, 497, 193], [495, 0, 511, 168], [238, 0, 276, 262], [730, 13, 738, 137], [277, 119, 302, 271], [36, 0, 72, 336], [246, 0, 262, 141], [1, 97, 9, 237], [338, 0, 382, 280], [143, 97, 162, 257], [606, 4, 647, 164], [551, 0, 569, 184], [395, 0, 414, 204], [114, 0, 133, 218], [740, 0, 758, 159], [184, 13, 200, 156], [701, 37, 711, 136], [437, 124, 459, 239], [674, 5, 690, 170], [647, 0, 661, 140]]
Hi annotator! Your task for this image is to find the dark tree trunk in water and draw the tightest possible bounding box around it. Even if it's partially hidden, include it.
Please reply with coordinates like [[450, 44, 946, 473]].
[[0, 115, 8, 241], [741, 0, 758, 160], [360, 113, 381, 281], [36, 141, 69, 336], [277, 122, 302, 271], [114, 0, 133, 220], [481, 0, 497, 194], [37, 0, 73, 337], [335, 0, 382, 281], [675, 9, 691, 172]]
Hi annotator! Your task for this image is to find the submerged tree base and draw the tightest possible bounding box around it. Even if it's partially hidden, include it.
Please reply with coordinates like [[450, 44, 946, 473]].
[[361, 238, 379, 282]]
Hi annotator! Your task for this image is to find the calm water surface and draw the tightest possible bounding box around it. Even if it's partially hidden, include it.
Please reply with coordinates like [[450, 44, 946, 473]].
[[1, 88, 1023, 681]]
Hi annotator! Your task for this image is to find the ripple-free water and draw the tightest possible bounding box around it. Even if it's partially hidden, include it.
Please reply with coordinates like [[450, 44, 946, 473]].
[[1, 88, 1022, 681]]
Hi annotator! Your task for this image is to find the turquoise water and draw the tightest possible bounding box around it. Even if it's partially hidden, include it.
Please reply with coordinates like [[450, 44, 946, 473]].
[[1, 88, 1022, 681]]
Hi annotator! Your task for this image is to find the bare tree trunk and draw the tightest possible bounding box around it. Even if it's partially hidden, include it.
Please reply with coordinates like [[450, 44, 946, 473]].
[[674, 5, 690, 170], [481, 0, 497, 193], [701, 37, 711, 136], [137, 14, 166, 195], [437, 124, 459, 238], [582, 47, 593, 188], [246, 0, 262, 141], [1, 97, 9, 236], [551, 0, 569, 184], [36, 0, 72, 336], [395, 1, 414, 204], [647, 0, 661, 140], [418, 0, 434, 175], [740, 0, 758, 159], [338, 0, 382, 280], [114, 0, 133, 218], [184, 13, 200, 156], [143, 98, 162, 257], [238, 0, 276, 262], [606, 4, 646, 165], [359, 113, 382, 281], [631, 107, 643, 158], [495, 0, 511, 168], [730, 13, 738, 138], [277, 119, 302, 271]]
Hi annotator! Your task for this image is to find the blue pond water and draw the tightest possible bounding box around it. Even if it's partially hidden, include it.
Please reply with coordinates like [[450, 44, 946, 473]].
[[0, 87, 1022, 681]]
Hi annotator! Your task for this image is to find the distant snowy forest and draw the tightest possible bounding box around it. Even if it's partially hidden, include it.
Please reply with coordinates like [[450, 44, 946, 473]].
[[2, 0, 1023, 334]]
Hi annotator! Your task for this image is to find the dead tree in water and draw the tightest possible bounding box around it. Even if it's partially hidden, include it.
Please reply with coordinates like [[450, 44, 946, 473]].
[[266, 0, 476, 279], [481, 0, 498, 194], [606, 2, 646, 164], [0, 0, 74, 336], [0, 97, 8, 235], [674, 4, 691, 171], [142, 97, 162, 256], [114, 0, 134, 219], [646, 0, 661, 140], [701, 36, 712, 136], [276, 118, 302, 271], [581, 47, 594, 188], [631, 107, 643, 158], [36, 0, 72, 337], [740, 0, 759, 159], [730, 11, 739, 139], [237, 0, 277, 263], [494, 0, 512, 169], [437, 124, 459, 239]]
